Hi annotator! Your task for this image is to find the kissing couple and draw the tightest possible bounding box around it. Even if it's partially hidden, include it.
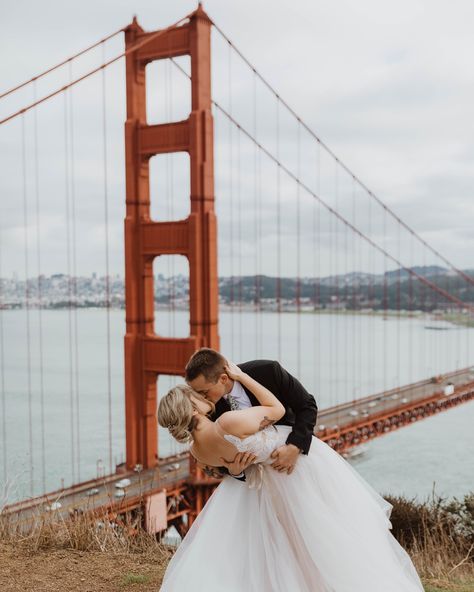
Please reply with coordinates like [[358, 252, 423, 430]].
[[158, 348, 424, 591]]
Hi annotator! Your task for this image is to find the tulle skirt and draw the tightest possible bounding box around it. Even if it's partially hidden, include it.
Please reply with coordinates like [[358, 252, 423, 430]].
[[160, 426, 424, 591]]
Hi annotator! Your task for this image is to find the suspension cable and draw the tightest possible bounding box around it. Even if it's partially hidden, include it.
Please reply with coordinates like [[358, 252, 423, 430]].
[[211, 100, 474, 314], [0, 28, 124, 100], [210, 21, 474, 290], [0, 12, 193, 126], [169, 53, 474, 387]]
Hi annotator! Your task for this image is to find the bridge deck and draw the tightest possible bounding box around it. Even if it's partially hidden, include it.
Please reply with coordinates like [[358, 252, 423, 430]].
[[3, 367, 473, 531]]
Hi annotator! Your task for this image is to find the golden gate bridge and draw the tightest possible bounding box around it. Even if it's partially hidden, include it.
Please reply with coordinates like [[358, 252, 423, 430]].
[[1, 4, 473, 536]]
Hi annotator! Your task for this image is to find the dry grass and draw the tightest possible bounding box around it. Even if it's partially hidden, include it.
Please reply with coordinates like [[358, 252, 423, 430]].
[[0, 503, 174, 555], [385, 492, 474, 590]]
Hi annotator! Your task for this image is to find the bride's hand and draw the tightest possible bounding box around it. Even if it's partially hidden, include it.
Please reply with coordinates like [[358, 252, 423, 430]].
[[224, 361, 245, 381], [220, 451, 257, 476]]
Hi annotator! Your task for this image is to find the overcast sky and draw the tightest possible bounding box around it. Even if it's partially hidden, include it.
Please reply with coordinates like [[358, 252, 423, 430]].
[[1, 0, 474, 279]]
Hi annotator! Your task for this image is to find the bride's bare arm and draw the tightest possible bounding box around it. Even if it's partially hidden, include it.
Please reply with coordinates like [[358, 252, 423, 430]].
[[218, 361, 285, 438]]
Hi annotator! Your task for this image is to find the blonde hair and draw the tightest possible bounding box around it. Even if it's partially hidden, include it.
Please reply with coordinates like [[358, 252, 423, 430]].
[[157, 384, 215, 444]]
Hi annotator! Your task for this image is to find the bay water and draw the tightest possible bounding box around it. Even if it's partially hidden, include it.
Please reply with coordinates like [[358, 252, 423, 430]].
[[1, 308, 473, 504]]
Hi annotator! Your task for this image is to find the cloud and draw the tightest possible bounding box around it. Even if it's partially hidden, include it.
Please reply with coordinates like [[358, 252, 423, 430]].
[[1, 0, 473, 280]]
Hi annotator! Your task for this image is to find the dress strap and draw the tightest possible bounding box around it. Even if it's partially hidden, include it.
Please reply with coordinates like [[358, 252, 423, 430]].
[[214, 417, 233, 439]]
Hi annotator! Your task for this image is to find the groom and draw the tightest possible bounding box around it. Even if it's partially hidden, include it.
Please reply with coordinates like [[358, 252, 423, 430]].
[[185, 348, 318, 479]]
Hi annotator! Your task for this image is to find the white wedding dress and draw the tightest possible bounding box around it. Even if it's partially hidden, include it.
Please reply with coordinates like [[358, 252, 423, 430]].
[[160, 425, 424, 591]]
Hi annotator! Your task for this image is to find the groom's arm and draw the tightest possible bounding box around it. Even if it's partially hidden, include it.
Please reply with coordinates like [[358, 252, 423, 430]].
[[272, 361, 318, 454]]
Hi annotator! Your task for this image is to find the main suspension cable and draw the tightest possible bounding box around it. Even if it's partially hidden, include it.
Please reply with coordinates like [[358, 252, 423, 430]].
[[0, 12, 193, 126], [211, 100, 474, 314], [210, 20, 474, 290], [0, 27, 124, 100]]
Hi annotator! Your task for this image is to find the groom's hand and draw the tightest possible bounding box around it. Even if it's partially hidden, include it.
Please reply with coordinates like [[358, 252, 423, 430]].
[[270, 444, 301, 474]]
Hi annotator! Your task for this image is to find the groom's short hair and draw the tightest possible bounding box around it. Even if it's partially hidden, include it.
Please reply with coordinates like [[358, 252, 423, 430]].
[[185, 348, 226, 383]]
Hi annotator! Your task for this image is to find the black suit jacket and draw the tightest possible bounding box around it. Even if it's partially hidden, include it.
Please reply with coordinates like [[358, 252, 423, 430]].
[[213, 359, 318, 455]]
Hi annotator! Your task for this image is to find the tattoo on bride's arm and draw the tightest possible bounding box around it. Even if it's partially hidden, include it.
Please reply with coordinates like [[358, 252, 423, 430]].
[[259, 416, 276, 431], [202, 465, 223, 479]]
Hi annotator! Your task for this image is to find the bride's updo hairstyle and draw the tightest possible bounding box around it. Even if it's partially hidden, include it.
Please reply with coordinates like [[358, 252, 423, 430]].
[[157, 384, 215, 444]]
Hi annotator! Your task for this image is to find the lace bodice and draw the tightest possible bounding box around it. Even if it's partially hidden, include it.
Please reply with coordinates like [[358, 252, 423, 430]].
[[222, 425, 289, 464]]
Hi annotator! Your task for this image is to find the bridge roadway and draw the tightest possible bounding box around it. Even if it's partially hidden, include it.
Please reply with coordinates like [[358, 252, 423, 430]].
[[4, 367, 473, 530], [316, 367, 474, 435]]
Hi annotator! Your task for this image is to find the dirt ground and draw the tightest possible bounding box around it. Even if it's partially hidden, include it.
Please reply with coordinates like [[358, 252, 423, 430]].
[[0, 543, 169, 592], [1, 542, 473, 592]]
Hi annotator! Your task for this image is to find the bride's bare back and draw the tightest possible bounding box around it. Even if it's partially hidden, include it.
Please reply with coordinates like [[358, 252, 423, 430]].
[[190, 419, 240, 467]]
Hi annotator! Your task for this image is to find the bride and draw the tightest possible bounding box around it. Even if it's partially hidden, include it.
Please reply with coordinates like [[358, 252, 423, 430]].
[[157, 361, 424, 592]]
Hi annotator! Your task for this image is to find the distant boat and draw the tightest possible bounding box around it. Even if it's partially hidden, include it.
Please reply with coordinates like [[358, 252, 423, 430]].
[[424, 325, 450, 331]]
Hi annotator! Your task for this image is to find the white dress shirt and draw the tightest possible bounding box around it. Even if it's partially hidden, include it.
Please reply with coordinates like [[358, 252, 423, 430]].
[[225, 379, 252, 409]]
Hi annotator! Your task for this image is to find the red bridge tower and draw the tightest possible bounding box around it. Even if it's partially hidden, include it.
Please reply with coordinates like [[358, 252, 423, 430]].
[[123, 5, 219, 473]]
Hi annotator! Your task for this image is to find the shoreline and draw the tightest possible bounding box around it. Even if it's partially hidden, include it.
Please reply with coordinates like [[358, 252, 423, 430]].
[[2, 305, 473, 328]]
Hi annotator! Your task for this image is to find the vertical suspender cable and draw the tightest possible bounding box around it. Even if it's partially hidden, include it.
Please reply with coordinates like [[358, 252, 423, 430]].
[[343, 172, 348, 403], [408, 232, 413, 385], [358, 185, 363, 406], [68, 62, 81, 482], [383, 205, 388, 392], [445, 261, 449, 370], [326, 164, 339, 408], [0, 186, 6, 485], [33, 82, 46, 493], [63, 91, 76, 486], [421, 247, 426, 376], [334, 164, 340, 403], [343, 174, 348, 403], [227, 41, 235, 357], [434, 258, 439, 373], [296, 121, 301, 378], [371, 191, 377, 395], [466, 267, 470, 370], [313, 143, 319, 398], [276, 98, 282, 361], [257, 143, 263, 357], [328, 167, 334, 407], [396, 222, 401, 387], [237, 128, 243, 360], [383, 204, 389, 411], [252, 72, 261, 357], [351, 176, 356, 405], [21, 114, 34, 496], [101, 42, 113, 473], [316, 141, 321, 401]]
